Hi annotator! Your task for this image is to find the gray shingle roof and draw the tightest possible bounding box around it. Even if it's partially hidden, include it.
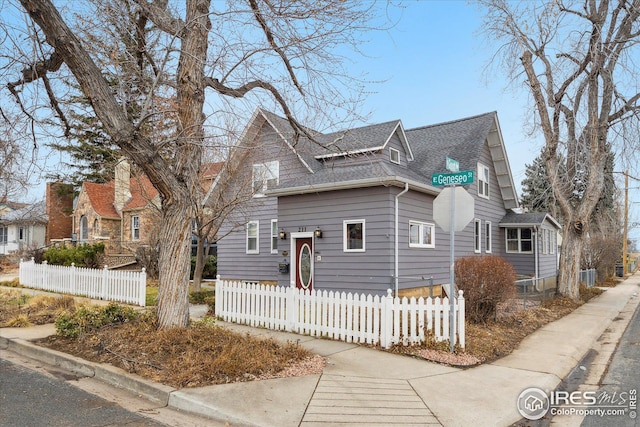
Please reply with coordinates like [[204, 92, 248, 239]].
[[259, 110, 504, 197], [0, 200, 47, 224], [499, 211, 560, 228], [405, 112, 496, 177]]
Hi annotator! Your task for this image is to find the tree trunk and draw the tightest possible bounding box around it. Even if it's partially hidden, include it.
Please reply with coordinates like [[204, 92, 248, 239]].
[[192, 235, 206, 292], [557, 227, 584, 301], [156, 199, 192, 329]]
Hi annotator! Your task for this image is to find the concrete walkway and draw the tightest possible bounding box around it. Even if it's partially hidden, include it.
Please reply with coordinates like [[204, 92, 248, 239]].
[[1, 271, 639, 426]]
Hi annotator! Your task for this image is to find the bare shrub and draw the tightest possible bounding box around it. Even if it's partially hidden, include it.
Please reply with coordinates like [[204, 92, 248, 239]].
[[455, 256, 516, 323]]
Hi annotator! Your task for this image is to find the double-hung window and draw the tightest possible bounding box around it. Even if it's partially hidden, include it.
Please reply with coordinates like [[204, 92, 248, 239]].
[[506, 228, 533, 253], [474, 219, 481, 253], [485, 221, 492, 253], [344, 219, 365, 252], [131, 216, 140, 240], [252, 161, 279, 196], [246, 221, 259, 254], [409, 221, 435, 248], [0, 227, 7, 245], [478, 163, 490, 199], [270, 220, 278, 254]]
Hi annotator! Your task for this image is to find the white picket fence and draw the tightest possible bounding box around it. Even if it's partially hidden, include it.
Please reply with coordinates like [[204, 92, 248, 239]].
[[215, 280, 465, 349], [18, 259, 146, 306]]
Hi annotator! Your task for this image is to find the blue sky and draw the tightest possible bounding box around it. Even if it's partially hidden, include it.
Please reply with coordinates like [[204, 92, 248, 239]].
[[22, 1, 639, 246], [354, 1, 639, 246]]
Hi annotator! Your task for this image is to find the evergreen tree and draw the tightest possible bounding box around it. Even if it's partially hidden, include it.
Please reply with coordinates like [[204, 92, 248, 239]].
[[520, 148, 563, 222]]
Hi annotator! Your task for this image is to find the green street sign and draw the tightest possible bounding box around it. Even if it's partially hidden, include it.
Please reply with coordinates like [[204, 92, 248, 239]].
[[446, 157, 459, 172], [432, 170, 475, 186]]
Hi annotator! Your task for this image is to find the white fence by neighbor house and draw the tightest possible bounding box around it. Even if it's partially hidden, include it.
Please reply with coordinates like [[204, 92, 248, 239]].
[[19, 259, 146, 306], [215, 280, 465, 349]]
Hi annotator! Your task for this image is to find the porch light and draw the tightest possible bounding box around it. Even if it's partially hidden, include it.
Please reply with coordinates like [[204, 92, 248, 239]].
[[279, 230, 287, 240], [314, 227, 323, 238]]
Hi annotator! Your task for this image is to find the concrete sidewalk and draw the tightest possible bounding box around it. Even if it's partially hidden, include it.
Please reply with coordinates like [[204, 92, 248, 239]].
[[1, 272, 639, 426]]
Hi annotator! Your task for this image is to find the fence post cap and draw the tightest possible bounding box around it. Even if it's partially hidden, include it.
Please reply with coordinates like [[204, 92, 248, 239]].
[[104, 265, 108, 269], [71, 262, 75, 267], [458, 290, 464, 298], [386, 289, 393, 297], [141, 267, 146, 273], [31, 257, 35, 262], [43, 260, 47, 265]]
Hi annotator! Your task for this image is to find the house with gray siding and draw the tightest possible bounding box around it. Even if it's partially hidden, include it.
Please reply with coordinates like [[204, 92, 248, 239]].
[[216, 109, 561, 297]]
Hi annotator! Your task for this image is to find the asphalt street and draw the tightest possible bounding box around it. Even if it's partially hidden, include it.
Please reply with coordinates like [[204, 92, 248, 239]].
[[0, 357, 166, 427], [582, 301, 640, 427]]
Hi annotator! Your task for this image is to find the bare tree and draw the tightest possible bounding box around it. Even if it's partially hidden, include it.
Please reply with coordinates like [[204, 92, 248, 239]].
[[480, 0, 640, 300], [3, 0, 385, 328]]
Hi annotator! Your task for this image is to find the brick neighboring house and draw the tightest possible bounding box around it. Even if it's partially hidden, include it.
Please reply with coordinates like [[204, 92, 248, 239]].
[[45, 182, 74, 244], [73, 160, 160, 265]]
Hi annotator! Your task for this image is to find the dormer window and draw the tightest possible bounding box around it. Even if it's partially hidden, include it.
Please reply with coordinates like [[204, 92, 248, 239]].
[[389, 148, 400, 164], [252, 161, 279, 196], [478, 163, 490, 199]]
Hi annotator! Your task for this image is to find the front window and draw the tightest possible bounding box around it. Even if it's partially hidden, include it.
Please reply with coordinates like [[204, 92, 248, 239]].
[[18, 227, 25, 241], [409, 221, 435, 248], [506, 228, 533, 253], [252, 161, 279, 195], [271, 219, 278, 254], [132, 216, 140, 240], [474, 219, 481, 253], [478, 163, 490, 199], [246, 221, 259, 254], [0, 227, 7, 244], [93, 219, 99, 237], [485, 221, 492, 253], [344, 219, 365, 252]]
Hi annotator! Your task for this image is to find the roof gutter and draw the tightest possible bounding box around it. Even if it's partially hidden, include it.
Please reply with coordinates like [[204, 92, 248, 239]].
[[266, 176, 441, 197]]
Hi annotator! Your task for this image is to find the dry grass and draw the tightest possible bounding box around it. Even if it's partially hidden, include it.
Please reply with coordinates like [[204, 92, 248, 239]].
[[37, 315, 320, 388], [388, 285, 604, 366], [0, 281, 610, 387], [0, 290, 78, 327]]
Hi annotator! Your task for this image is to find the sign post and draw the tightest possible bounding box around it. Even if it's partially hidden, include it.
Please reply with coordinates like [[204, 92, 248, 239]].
[[432, 161, 475, 353]]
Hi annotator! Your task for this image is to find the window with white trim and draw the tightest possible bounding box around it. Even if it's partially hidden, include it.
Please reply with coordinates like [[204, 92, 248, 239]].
[[131, 216, 140, 240], [474, 219, 481, 253], [542, 229, 549, 254], [478, 163, 490, 199], [506, 228, 533, 253], [409, 221, 435, 248], [252, 161, 279, 195], [246, 221, 259, 254], [0, 227, 7, 244], [389, 148, 400, 164], [94, 219, 99, 237], [18, 227, 25, 241], [485, 221, 492, 253], [551, 232, 556, 254], [271, 219, 278, 254], [343, 219, 365, 252]]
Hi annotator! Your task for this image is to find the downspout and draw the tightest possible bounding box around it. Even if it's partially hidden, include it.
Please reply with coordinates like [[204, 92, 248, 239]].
[[395, 183, 410, 297], [534, 226, 539, 291]]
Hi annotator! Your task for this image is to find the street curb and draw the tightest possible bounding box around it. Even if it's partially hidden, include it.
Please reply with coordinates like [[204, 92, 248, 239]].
[[0, 336, 175, 406]]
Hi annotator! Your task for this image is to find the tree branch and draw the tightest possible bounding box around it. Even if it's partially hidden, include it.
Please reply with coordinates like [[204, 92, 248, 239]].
[[248, 0, 303, 95]]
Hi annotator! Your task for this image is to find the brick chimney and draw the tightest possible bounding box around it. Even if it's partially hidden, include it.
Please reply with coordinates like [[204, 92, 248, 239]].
[[45, 182, 74, 244], [114, 158, 132, 216]]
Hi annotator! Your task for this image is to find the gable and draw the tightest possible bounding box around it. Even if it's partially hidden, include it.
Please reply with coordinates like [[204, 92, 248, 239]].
[[83, 182, 119, 219]]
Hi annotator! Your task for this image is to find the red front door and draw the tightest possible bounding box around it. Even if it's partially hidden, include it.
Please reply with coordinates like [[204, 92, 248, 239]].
[[295, 237, 313, 290]]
